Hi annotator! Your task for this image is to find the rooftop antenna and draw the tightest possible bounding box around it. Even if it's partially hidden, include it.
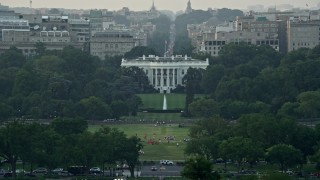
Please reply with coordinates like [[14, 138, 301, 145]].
[[30, 0, 32, 14]]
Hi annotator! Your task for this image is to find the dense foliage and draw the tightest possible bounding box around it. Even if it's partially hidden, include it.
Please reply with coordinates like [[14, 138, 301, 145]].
[[184, 44, 320, 174], [0, 45, 151, 121], [0, 120, 142, 177], [189, 44, 320, 120]]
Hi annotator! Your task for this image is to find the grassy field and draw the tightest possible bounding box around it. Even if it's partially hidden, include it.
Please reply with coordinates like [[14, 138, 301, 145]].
[[138, 93, 206, 110], [138, 94, 186, 110], [89, 124, 190, 161], [138, 94, 164, 110]]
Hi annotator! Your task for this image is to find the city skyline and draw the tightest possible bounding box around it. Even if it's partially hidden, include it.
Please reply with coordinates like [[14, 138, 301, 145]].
[[1, 0, 319, 12]]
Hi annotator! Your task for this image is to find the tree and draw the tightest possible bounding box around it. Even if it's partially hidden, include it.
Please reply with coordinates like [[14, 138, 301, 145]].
[[126, 95, 142, 116], [216, 8, 244, 23], [181, 156, 217, 180], [78, 96, 112, 120], [0, 103, 14, 120], [92, 127, 117, 175], [0, 122, 30, 177], [121, 136, 143, 177], [0, 46, 26, 69], [188, 98, 220, 117], [185, 136, 219, 160], [29, 126, 61, 170], [111, 100, 128, 119], [183, 68, 204, 116], [34, 42, 47, 56], [236, 114, 281, 148], [219, 100, 249, 119], [33, 55, 65, 74], [186, 117, 230, 160], [291, 125, 317, 158], [84, 79, 109, 100], [201, 64, 225, 93], [219, 136, 263, 171], [189, 117, 230, 140], [296, 91, 320, 118], [51, 117, 88, 135], [0, 68, 19, 98], [121, 67, 152, 93], [266, 144, 303, 171], [13, 68, 39, 96]]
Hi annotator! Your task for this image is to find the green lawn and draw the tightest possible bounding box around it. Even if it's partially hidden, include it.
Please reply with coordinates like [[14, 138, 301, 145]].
[[138, 93, 206, 110], [138, 94, 164, 110], [166, 94, 186, 110], [89, 124, 190, 160], [138, 93, 186, 110]]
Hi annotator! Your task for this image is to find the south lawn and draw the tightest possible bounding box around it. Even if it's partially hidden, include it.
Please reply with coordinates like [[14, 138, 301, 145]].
[[138, 94, 186, 110], [89, 124, 190, 161], [138, 93, 205, 110]]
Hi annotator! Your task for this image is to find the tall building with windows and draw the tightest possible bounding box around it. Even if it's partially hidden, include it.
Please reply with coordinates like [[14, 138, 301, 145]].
[[198, 31, 279, 57], [121, 55, 209, 93], [90, 31, 136, 59], [287, 18, 320, 52]]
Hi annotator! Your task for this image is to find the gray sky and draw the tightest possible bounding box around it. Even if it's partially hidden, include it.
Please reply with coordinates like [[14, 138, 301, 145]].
[[0, 0, 319, 11]]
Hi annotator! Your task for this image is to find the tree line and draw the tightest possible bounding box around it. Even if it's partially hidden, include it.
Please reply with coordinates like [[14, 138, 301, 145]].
[[0, 119, 142, 178], [186, 44, 320, 121], [0, 44, 155, 121], [181, 44, 320, 179]]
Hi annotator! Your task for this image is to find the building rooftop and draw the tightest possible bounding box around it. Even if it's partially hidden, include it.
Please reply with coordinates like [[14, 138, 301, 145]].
[[93, 31, 133, 38], [125, 55, 207, 62]]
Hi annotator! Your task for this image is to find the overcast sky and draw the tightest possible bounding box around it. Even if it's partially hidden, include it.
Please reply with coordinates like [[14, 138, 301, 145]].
[[0, 0, 319, 12]]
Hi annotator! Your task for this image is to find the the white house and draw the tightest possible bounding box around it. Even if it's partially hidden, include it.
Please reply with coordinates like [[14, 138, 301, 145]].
[[121, 55, 209, 93]]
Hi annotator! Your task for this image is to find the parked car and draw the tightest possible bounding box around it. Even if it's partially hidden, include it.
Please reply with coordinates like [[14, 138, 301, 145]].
[[89, 167, 102, 174], [160, 160, 174, 165], [32, 167, 48, 174], [150, 166, 157, 171], [52, 168, 63, 173], [15, 169, 26, 174], [286, 169, 293, 175]]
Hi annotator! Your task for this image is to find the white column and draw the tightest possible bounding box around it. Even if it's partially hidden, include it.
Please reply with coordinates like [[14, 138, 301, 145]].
[[161, 68, 163, 87], [155, 69, 158, 87], [173, 68, 175, 87], [151, 68, 153, 85]]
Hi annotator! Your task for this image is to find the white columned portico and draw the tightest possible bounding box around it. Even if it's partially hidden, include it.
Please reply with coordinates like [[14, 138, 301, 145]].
[[120, 55, 209, 93]]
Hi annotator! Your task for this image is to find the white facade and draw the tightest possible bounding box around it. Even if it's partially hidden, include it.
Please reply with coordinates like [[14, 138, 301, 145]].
[[121, 55, 209, 93]]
